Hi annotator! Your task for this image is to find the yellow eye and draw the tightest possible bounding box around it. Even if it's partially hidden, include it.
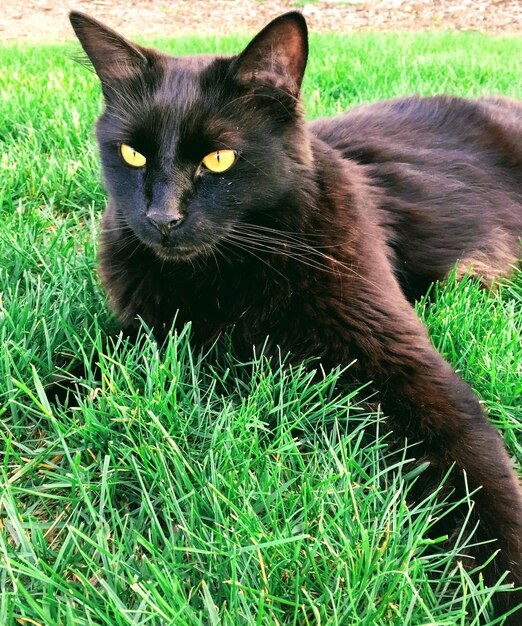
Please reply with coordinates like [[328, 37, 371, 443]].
[[201, 149, 237, 173], [120, 143, 147, 168]]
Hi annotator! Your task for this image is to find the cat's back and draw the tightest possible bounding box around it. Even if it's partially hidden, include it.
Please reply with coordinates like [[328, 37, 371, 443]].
[[309, 94, 522, 173], [309, 95, 522, 298]]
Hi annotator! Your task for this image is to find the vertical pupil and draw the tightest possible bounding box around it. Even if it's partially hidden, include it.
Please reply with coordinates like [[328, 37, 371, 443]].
[[216, 152, 220, 163]]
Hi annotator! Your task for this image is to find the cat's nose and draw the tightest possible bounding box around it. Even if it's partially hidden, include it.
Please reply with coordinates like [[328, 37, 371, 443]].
[[146, 211, 184, 235]]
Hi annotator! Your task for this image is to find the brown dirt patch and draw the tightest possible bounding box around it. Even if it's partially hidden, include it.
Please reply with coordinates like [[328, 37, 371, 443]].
[[2, 0, 522, 43]]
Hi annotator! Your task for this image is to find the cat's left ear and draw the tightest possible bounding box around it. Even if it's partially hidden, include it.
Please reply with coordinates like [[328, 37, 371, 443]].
[[232, 12, 308, 98]]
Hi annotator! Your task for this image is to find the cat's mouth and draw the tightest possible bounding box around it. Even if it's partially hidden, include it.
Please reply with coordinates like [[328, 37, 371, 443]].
[[151, 242, 210, 262]]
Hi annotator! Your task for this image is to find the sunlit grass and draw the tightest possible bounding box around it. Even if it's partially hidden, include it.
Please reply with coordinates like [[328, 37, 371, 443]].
[[0, 31, 521, 625]]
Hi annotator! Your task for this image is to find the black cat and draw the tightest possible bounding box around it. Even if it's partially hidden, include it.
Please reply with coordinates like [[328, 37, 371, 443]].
[[69, 11, 522, 622]]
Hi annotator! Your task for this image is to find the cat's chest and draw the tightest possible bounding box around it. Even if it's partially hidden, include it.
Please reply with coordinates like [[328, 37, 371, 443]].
[[107, 233, 350, 356], [140, 259, 295, 340], [169, 265, 344, 356], [229, 272, 355, 363]]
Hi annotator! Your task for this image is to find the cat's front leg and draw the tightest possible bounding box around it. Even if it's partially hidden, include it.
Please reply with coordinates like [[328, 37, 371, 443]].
[[335, 255, 522, 621]]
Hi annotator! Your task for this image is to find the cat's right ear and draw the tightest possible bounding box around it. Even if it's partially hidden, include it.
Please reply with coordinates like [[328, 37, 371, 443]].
[[69, 12, 149, 83]]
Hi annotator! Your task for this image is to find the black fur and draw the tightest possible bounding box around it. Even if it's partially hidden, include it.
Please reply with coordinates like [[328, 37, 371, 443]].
[[69, 11, 522, 622]]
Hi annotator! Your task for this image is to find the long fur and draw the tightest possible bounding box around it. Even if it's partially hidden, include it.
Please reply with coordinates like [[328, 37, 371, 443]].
[[69, 11, 522, 622]]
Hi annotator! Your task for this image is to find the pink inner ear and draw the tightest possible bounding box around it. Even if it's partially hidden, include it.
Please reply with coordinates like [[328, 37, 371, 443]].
[[283, 28, 308, 88]]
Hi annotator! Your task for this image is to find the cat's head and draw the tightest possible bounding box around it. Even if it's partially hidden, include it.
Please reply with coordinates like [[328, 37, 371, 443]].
[[70, 11, 312, 262]]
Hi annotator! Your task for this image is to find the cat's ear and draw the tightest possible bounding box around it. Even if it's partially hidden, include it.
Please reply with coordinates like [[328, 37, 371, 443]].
[[232, 12, 308, 98], [69, 12, 150, 82]]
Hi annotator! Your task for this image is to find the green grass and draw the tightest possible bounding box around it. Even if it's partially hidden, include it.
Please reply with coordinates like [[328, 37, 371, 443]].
[[1, 31, 521, 625]]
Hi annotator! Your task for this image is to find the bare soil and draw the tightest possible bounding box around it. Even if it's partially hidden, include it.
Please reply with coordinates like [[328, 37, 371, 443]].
[[2, 0, 522, 43]]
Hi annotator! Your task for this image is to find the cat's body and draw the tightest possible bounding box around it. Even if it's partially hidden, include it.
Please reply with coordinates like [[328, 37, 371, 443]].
[[100, 94, 522, 344], [70, 11, 522, 622], [312, 95, 522, 299]]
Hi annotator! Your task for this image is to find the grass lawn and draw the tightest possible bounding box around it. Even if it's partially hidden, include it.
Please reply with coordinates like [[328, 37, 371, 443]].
[[0, 31, 521, 625]]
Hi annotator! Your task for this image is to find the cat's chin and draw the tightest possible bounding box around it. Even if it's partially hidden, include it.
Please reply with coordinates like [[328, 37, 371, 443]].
[[150, 243, 210, 263]]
